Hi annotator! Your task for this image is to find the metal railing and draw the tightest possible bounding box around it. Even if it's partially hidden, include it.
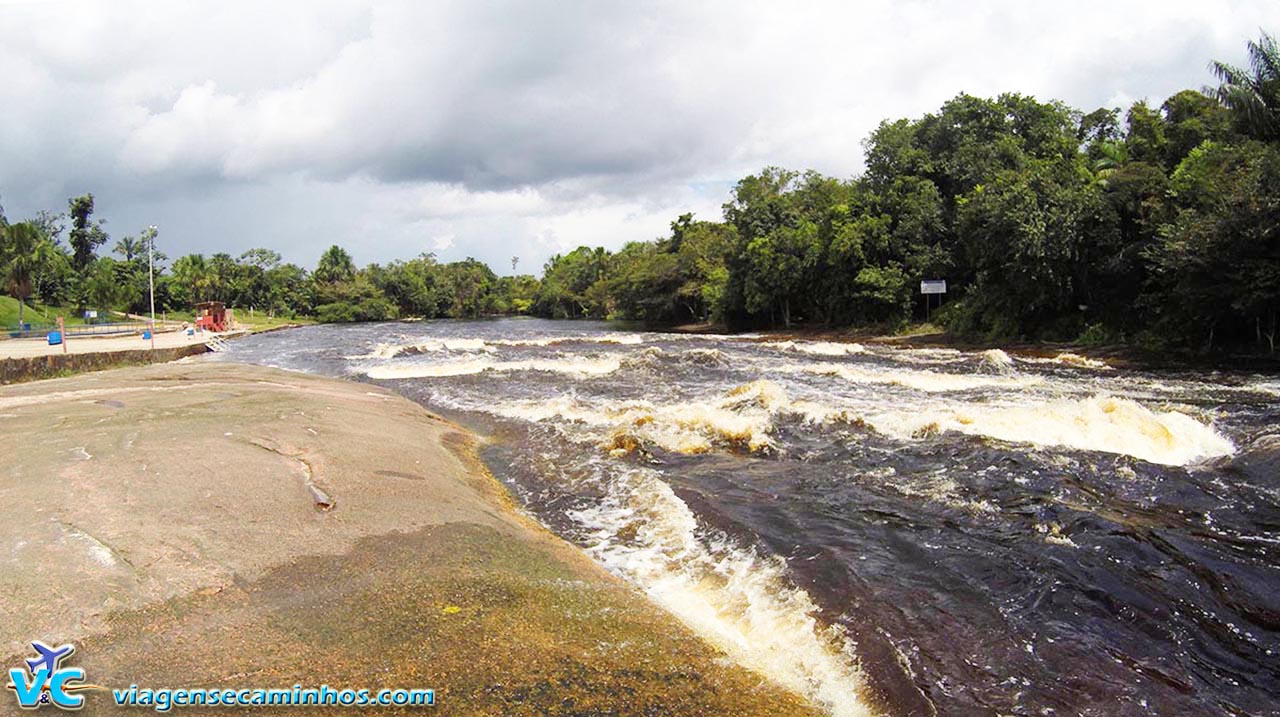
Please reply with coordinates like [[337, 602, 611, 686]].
[[65, 321, 153, 337], [4, 323, 58, 340], [3, 320, 157, 340]]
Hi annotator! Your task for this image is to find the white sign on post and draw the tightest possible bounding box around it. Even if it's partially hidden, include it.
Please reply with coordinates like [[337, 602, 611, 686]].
[[920, 279, 947, 295]]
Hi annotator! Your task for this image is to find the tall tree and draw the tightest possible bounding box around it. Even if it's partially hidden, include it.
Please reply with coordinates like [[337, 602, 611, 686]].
[[83, 258, 126, 313], [534, 247, 612, 318], [2, 222, 55, 326], [742, 221, 821, 327], [239, 248, 281, 270], [314, 245, 356, 284], [67, 194, 107, 272], [1161, 89, 1231, 164], [114, 235, 143, 262], [171, 254, 210, 306], [1212, 31, 1280, 141]]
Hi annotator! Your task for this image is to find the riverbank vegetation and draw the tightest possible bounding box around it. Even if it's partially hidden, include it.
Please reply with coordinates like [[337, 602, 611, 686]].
[[2, 34, 1276, 353]]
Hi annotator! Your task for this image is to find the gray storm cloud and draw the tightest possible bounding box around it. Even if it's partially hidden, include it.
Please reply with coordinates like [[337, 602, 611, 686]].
[[1, 0, 1277, 271]]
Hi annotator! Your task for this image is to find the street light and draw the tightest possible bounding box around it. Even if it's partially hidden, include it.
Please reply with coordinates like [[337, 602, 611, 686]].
[[147, 225, 157, 351]]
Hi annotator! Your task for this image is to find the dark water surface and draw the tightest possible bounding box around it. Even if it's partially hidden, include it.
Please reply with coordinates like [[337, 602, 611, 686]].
[[214, 318, 1280, 717]]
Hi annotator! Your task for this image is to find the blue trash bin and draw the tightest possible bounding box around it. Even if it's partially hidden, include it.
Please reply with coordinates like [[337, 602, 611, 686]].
[[48, 331, 63, 345], [142, 331, 152, 340]]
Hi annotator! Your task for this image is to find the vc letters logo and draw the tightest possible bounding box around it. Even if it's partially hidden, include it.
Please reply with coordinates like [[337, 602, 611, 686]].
[[6, 642, 93, 710]]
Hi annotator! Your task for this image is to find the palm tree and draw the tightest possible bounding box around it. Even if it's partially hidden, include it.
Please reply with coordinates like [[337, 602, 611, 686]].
[[2, 221, 54, 326], [314, 245, 355, 284], [114, 235, 143, 261], [1212, 31, 1280, 141], [171, 254, 210, 305], [1092, 141, 1129, 188]]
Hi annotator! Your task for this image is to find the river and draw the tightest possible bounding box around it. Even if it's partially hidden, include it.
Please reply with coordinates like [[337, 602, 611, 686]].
[[213, 318, 1280, 717]]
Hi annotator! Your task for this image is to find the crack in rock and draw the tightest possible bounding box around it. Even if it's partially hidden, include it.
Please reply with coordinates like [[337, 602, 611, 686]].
[[52, 519, 137, 573], [246, 438, 335, 512]]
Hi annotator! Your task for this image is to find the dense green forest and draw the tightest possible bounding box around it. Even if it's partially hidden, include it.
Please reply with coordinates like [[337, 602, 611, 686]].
[[2, 34, 1277, 352]]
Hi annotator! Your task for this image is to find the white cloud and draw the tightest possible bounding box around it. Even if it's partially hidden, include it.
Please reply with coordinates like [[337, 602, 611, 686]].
[[431, 234, 455, 252]]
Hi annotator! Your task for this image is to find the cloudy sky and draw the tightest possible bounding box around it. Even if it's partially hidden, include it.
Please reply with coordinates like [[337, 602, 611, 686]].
[[1, 1, 1277, 274]]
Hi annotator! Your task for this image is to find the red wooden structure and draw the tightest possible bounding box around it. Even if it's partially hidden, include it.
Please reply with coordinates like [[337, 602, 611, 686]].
[[194, 301, 228, 332]]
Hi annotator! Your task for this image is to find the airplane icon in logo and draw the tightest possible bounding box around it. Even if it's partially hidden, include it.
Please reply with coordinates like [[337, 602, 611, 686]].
[[7, 640, 98, 710], [25, 642, 75, 677]]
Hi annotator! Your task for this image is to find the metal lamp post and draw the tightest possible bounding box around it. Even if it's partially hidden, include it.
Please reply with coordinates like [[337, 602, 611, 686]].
[[148, 225, 157, 350]]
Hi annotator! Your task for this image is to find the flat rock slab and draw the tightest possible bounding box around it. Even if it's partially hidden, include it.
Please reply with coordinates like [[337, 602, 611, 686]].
[[0, 362, 822, 716]]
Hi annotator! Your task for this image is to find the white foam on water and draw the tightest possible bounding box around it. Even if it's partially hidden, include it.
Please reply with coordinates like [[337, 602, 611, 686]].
[[978, 348, 1015, 373], [793, 362, 1041, 392], [347, 337, 496, 359], [350, 331, 780, 365], [887, 469, 998, 515], [1036, 522, 1079, 548], [672, 332, 764, 341], [1246, 380, 1280, 398], [348, 334, 646, 359], [1054, 352, 1110, 369], [483, 380, 849, 456], [488, 389, 780, 455], [866, 395, 1235, 466], [568, 465, 873, 717], [361, 355, 623, 379], [1016, 352, 1111, 370], [872, 346, 967, 366], [490, 333, 646, 347], [592, 333, 648, 345], [677, 347, 731, 366], [900, 347, 963, 356], [763, 340, 868, 357], [485, 337, 559, 347], [432, 337, 492, 352]]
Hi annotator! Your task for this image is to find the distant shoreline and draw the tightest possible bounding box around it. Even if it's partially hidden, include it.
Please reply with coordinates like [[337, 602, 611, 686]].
[[656, 321, 1280, 373]]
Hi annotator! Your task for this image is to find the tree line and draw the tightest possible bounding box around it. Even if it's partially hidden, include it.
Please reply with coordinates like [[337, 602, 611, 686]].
[[0, 196, 541, 324], [529, 33, 1280, 353], [2, 33, 1277, 351]]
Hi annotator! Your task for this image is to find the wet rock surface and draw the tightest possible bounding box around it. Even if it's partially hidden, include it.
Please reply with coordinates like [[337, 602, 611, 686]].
[[1, 362, 818, 716]]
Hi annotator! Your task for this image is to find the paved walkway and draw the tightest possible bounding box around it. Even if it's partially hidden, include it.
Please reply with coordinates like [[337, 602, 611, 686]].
[[0, 328, 214, 359]]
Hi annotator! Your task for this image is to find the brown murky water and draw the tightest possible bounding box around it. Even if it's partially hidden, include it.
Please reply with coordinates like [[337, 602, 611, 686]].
[[218, 319, 1280, 717]]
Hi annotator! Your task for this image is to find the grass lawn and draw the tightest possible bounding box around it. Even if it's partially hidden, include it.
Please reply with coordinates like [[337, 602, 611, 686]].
[[0, 296, 34, 328], [159, 308, 313, 332], [0, 298, 97, 329], [235, 313, 316, 331], [4, 297, 312, 332], [0, 297, 137, 330]]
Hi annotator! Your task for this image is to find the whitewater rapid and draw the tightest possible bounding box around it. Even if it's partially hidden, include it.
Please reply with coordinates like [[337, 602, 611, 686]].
[[350, 333, 1238, 468], [341, 329, 1247, 715], [215, 321, 1279, 717]]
